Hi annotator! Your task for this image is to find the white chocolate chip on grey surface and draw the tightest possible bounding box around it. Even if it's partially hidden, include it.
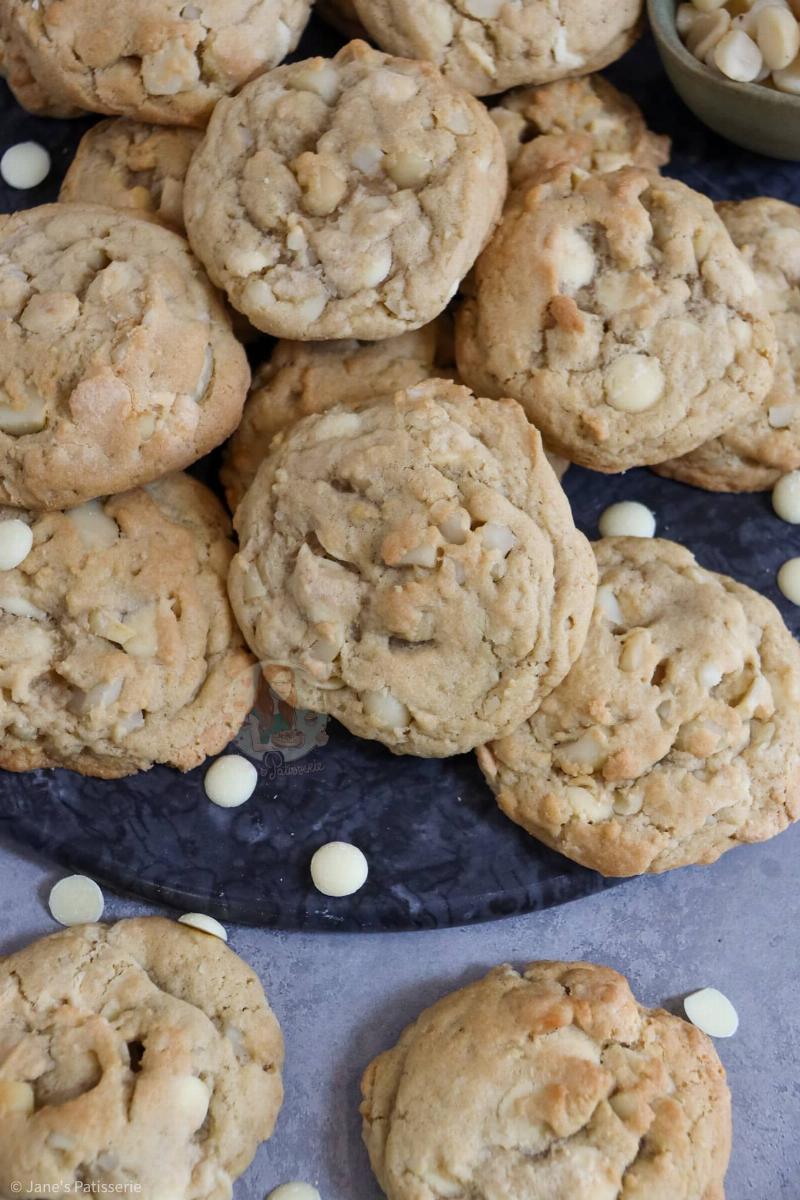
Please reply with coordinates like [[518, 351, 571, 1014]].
[[178, 912, 229, 941], [773, 471, 800, 521], [684, 987, 740, 1038], [0, 141, 50, 189], [48, 875, 104, 926], [204, 754, 258, 808], [268, 1183, 322, 1200], [598, 501, 656, 538], [0, 518, 33, 570], [310, 842, 369, 897], [777, 556, 800, 603]]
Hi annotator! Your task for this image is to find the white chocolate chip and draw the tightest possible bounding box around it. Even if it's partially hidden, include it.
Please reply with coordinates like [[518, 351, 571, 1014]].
[[397, 543, 438, 568], [203, 755, 258, 808], [554, 227, 596, 292], [480, 523, 517, 555], [288, 62, 340, 104], [598, 501, 656, 538], [141, 41, 200, 95], [597, 585, 625, 626], [363, 689, 409, 728], [777, 556, 800, 603], [0, 519, 32, 570], [66, 500, 119, 550], [310, 841, 368, 897], [619, 627, 651, 672], [767, 402, 798, 427], [684, 987, 739, 1038], [0, 141, 50, 189], [604, 355, 665, 413], [564, 785, 612, 821], [699, 663, 723, 687], [0, 1080, 35, 1116], [351, 143, 384, 175], [268, 1185, 321, 1200], [0, 394, 47, 434], [48, 875, 104, 926], [714, 29, 764, 80], [123, 604, 159, 658], [437, 507, 470, 544], [773, 48, 800, 89], [772, 470, 800, 522], [756, 5, 800, 67], [178, 913, 228, 941], [169, 1076, 210, 1131], [0, 595, 45, 620], [385, 150, 432, 189]]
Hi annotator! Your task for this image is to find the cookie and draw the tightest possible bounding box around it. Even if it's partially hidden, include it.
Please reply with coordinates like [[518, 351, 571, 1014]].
[[0, 473, 256, 778], [183, 40, 508, 340], [491, 75, 670, 191], [0, 0, 311, 126], [350, 0, 643, 96], [0, 917, 283, 1199], [0, 203, 249, 510], [361, 960, 731, 1200], [228, 379, 596, 758], [655, 197, 800, 492], [60, 120, 203, 235], [456, 167, 776, 472], [479, 536, 800, 876]]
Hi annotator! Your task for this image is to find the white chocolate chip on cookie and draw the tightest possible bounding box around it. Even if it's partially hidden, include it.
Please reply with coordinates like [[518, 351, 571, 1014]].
[[0, 518, 33, 570], [178, 913, 229, 942], [604, 355, 665, 413]]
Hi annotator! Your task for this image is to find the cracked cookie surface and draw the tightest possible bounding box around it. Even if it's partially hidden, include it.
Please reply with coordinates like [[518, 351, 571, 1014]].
[[0, 0, 311, 125], [0, 203, 249, 510], [491, 75, 669, 191], [183, 40, 507, 340], [655, 197, 800, 492], [228, 379, 596, 757], [60, 120, 203, 235], [479, 536, 800, 875], [456, 167, 776, 472], [350, 0, 643, 95], [0, 918, 283, 1200], [361, 959, 731, 1200], [0, 473, 256, 778]]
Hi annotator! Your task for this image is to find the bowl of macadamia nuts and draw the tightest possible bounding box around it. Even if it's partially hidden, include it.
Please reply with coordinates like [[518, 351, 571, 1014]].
[[649, 0, 800, 158]]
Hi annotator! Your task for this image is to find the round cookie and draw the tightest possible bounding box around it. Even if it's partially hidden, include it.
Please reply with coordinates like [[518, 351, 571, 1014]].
[[228, 379, 596, 758], [655, 197, 800, 492], [491, 75, 670, 191], [478, 536, 800, 876], [455, 167, 776, 473], [361, 960, 731, 1200], [0, 473, 256, 778], [350, 0, 643, 96], [183, 40, 508, 340], [0, 917, 283, 1199], [0, 203, 249, 510], [0, 0, 311, 126], [60, 120, 203, 235]]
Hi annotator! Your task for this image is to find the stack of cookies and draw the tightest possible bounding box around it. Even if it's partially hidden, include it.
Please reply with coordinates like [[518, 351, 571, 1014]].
[[0, 2, 797, 1195]]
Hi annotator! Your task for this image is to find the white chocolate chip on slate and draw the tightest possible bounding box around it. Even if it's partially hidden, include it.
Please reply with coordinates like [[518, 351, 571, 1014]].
[[1, 141, 50, 189], [773, 471, 800, 522], [777, 556, 800, 603], [48, 875, 104, 926], [178, 913, 228, 941], [684, 987, 739, 1038], [0, 519, 33, 570], [268, 1185, 321, 1200], [598, 501, 656, 538], [604, 355, 664, 412], [203, 754, 258, 808], [310, 842, 368, 897]]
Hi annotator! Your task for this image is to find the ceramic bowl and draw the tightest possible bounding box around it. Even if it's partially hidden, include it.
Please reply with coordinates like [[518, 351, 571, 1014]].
[[648, 0, 800, 160]]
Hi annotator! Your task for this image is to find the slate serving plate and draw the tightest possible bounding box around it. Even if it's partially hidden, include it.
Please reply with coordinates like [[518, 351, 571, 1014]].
[[0, 19, 798, 931]]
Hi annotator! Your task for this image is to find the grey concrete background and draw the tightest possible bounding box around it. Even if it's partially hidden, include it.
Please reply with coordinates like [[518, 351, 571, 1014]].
[[0, 825, 797, 1199]]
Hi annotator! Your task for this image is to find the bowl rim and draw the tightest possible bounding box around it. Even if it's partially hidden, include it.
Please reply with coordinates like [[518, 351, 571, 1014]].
[[647, 0, 800, 108]]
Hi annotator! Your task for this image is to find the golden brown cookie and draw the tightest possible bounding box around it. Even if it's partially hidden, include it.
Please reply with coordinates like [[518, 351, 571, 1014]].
[[479, 536, 800, 875], [0, 0, 312, 125], [492, 75, 670, 191], [655, 197, 800, 492], [0, 203, 249, 510], [228, 379, 595, 757], [0, 918, 283, 1199], [59, 119, 203, 234], [184, 41, 507, 339], [456, 167, 776, 472], [0, 474, 256, 778], [350, 0, 644, 95], [361, 960, 731, 1200]]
